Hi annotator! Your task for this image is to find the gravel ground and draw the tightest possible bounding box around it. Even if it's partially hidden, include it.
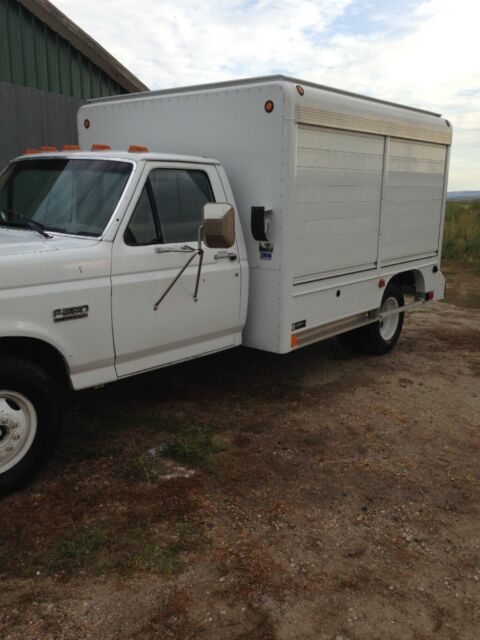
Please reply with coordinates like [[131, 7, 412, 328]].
[[0, 271, 479, 640]]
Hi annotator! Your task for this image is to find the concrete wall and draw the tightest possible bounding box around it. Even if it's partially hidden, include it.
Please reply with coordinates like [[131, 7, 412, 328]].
[[0, 80, 84, 170]]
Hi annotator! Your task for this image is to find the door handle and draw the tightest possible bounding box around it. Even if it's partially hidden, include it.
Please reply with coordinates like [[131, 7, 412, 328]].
[[214, 251, 237, 261]]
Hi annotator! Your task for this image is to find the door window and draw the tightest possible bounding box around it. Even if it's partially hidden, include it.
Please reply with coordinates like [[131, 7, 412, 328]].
[[125, 168, 214, 246], [124, 183, 159, 245]]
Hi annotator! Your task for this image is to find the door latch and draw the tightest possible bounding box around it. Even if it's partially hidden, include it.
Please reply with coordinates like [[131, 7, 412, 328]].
[[214, 251, 237, 261]]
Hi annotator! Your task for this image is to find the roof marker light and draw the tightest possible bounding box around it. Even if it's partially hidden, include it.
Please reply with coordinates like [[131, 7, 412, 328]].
[[91, 144, 111, 151], [62, 144, 81, 151], [128, 145, 149, 152], [23, 148, 39, 155], [39, 146, 57, 152]]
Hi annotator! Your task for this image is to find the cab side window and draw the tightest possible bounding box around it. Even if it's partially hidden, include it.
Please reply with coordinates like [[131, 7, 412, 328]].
[[124, 169, 214, 246], [124, 183, 159, 246]]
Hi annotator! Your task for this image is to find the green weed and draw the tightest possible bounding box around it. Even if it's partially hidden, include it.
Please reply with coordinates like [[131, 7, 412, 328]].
[[443, 200, 480, 269], [50, 525, 109, 569], [47, 520, 203, 576], [162, 425, 222, 470], [127, 524, 202, 575], [127, 452, 161, 482]]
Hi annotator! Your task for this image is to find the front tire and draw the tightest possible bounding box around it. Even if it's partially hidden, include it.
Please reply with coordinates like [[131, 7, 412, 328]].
[[338, 284, 405, 355], [0, 358, 62, 494]]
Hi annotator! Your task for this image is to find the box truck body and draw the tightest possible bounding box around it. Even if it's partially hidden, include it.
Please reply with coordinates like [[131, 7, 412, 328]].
[[78, 76, 451, 353]]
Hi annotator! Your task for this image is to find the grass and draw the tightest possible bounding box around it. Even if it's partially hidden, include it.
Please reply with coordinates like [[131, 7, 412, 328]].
[[125, 422, 225, 481], [128, 523, 201, 575], [443, 200, 480, 269], [46, 520, 203, 576], [127, 451, 162, 482], [50, 525, 110, 569], [162, 424, 223, 470]]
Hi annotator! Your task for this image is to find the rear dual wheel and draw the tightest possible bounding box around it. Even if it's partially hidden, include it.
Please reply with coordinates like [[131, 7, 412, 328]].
[[338, 284, 404, 355]]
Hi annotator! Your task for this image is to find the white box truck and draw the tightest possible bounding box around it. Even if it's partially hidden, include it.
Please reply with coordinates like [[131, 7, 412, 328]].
[[0, 76, 451, 491]]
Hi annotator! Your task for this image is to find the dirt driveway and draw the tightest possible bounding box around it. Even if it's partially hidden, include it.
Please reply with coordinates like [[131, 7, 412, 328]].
[[1, 272, 479, 640]]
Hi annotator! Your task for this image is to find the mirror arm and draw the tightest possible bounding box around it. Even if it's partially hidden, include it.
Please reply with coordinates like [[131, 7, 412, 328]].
[[193, 249, 204, 302], [153, 225, 205, 310], [193, 225, 205, 302], [153, 251, 199, 310]]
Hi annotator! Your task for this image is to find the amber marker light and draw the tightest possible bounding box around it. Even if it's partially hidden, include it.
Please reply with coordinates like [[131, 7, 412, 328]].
[[62, 144, 81, 151], [84, 119, 90, 129], [264, 100, 274, 113], [296, 85, 304, 96], [39, 146, 57, 152], [291, 335, 298, 348], [128, 145, 149, 152], [23, 148, 39, 155], [91, 144, 111, 151]]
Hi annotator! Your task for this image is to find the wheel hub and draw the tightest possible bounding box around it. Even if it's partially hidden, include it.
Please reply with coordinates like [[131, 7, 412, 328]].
[[379, 296, 400, 342], [0, 392, 37, 473], [0, 411, 19, 431]]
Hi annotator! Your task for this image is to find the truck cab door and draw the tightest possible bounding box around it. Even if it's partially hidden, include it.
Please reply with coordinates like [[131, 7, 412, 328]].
[[111, 162, 242, 377]]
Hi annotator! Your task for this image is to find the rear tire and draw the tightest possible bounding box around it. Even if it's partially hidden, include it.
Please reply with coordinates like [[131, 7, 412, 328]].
[[0, 358, 62, 494], [338, 284, 405, 355]]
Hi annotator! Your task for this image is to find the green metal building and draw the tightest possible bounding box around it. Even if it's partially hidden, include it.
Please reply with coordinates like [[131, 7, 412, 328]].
[[0, 0, 148, 166]]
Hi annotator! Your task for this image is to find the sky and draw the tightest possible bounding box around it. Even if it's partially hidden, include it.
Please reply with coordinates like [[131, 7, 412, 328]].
[[54, 0, 479, 190]]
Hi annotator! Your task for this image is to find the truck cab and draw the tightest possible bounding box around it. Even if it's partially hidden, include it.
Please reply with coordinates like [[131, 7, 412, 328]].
[[0, 148, 247, 492]]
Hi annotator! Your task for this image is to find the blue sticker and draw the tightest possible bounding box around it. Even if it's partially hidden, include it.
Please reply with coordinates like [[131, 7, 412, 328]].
[[259, 242, 273, 260]]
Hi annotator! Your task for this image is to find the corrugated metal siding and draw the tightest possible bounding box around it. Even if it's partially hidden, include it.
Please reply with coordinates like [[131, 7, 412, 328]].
[[0, 0, 127, 98], [380, 139, 447, 261], [294, 124, 448, 277], [294, 125, 383, 277]]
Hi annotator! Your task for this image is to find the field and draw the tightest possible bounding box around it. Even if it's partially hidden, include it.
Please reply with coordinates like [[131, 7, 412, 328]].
[[443, 200, 480, 270], [0, 213, 479, 639]]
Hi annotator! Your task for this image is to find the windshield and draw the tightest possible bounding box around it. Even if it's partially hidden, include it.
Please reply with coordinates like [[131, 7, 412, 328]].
[[0, 158, 132, 237]]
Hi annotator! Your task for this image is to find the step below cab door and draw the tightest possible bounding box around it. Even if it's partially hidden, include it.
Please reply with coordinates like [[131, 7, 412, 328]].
[[111, 162, 242, 377]]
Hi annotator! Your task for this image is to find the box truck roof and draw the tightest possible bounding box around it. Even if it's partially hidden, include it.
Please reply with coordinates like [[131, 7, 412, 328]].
[[85, 74, 442, 118]]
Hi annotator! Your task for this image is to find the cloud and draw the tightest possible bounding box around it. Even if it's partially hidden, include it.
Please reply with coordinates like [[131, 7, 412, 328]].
[[52, 0, 353, 86], [54, 0, 479, 189]]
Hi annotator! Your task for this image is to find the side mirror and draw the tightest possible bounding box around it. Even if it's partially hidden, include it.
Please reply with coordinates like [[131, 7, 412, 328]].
[[203, 203, 235, 248]]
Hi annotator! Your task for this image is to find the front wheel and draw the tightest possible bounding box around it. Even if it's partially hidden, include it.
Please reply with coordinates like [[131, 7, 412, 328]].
[[0, 358, 62, 494], [338, 284, 405, 355]]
